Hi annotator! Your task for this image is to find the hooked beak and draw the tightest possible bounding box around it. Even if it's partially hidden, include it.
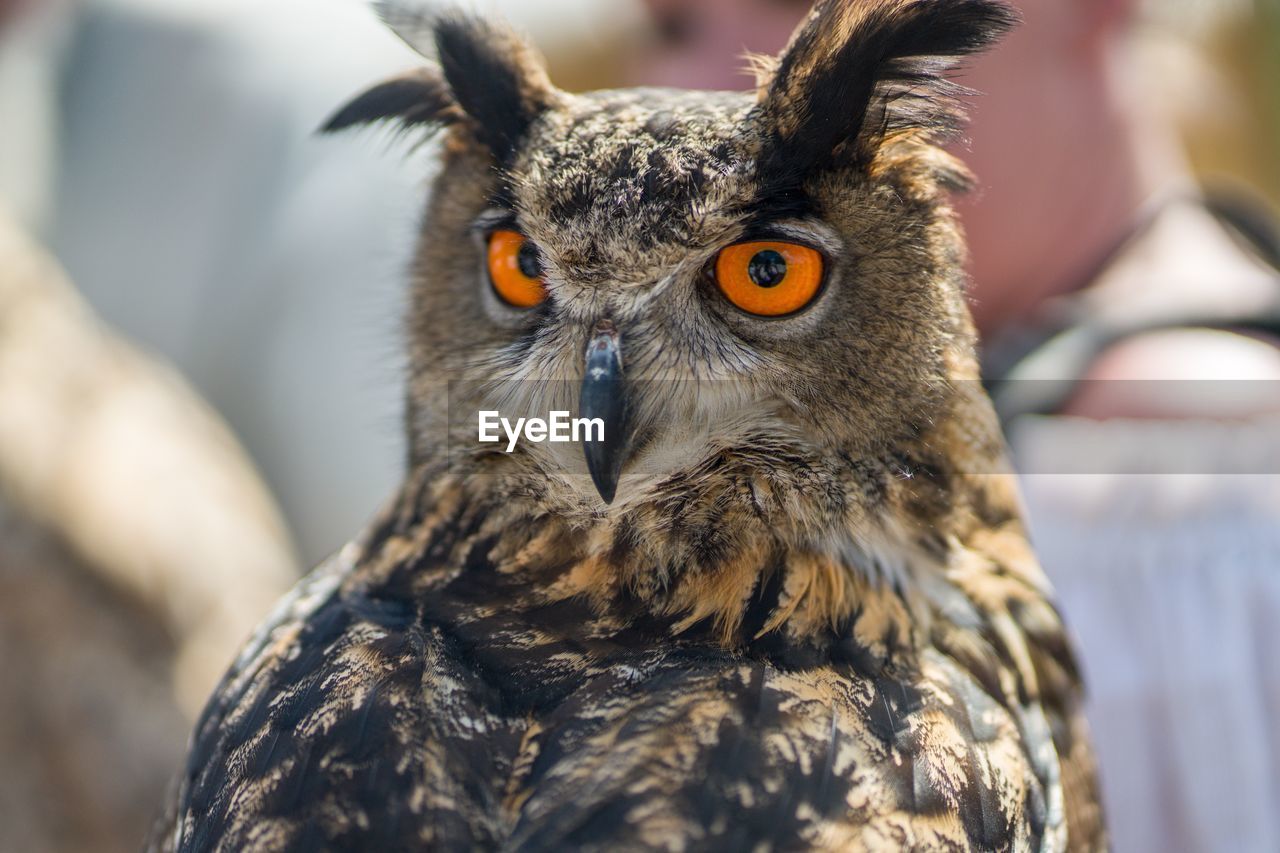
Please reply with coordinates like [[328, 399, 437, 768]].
[[579, 320, 633, 504]]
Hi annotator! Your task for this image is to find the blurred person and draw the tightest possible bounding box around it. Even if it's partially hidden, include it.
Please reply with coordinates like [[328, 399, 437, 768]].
[[955, 0, 1280, 409], [632, 1, 1280, 851]]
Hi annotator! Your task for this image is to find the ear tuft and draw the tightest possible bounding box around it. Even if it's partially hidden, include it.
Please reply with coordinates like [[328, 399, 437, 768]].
[[324, 5, 560, 163], [321, 68, 459, 135], [431, 13, 558, 165], [755, 0, 1017, 189]]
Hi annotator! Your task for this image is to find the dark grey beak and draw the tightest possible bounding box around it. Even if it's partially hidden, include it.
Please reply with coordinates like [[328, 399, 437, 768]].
[[580, 320, 632, 504]]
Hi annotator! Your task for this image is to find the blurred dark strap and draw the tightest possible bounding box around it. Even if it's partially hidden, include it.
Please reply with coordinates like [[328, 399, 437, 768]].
[[982, 192, 1280, 424]]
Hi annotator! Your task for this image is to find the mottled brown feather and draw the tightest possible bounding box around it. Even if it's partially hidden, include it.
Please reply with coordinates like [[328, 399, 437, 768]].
[[156, 1, 1105, 850]]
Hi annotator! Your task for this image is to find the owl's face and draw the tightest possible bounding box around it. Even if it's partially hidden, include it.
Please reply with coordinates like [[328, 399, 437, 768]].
[[330, 0, 1015, 515]]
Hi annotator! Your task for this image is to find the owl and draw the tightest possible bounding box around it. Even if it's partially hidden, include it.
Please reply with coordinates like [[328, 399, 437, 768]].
[[153, 0, 1106, 850]]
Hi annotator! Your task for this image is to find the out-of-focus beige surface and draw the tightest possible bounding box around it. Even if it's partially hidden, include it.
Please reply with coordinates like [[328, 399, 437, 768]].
[[0, 210, 301, 850], [0, 500, 186, 853], [0, 211, 300, 710]]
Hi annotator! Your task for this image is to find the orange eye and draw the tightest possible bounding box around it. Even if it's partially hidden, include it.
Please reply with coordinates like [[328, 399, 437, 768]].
[[487, 230, 548, 309], [714, 240, 824, 317]]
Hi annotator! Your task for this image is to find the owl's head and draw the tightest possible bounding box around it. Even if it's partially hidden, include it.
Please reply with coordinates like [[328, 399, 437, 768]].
[[330, 0, 1015, 519]]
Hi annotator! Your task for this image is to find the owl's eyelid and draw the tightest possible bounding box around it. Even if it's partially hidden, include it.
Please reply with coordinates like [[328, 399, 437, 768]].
[[471, 208, 521, 238], [733, 220, 842, 257]]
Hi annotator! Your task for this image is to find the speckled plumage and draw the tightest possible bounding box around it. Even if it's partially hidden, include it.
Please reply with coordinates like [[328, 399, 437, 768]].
[[155, 1, 1105, 849]]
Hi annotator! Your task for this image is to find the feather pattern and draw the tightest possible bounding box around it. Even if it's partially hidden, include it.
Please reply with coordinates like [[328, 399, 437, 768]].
[[155, 1, 1104, 849]]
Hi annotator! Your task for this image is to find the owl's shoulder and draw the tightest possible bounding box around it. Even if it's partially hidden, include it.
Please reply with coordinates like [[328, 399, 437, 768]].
[[158, 554, 516, 850], [505, 650, 1063, 850], [160, 535, 1091, 852]]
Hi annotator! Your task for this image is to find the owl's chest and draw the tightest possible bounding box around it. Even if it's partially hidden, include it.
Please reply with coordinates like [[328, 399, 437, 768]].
[[407, 585, 1051, 851], [181, 571, 1058, 852]]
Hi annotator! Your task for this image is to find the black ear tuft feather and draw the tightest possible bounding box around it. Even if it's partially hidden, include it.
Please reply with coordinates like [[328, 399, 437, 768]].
[[324, 4, 558, 163], [755, 0, 1017, 190], [321, 68, 459, 135], [431, 14, 558, 165]]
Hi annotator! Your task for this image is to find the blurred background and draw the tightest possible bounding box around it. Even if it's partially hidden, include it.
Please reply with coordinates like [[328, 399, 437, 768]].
[[0, 0, 1277, 850]]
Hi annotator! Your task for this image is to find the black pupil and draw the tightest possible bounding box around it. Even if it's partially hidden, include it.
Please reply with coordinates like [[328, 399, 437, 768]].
[[747, 250, 787, 288], [517, 240, 542, 279]]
